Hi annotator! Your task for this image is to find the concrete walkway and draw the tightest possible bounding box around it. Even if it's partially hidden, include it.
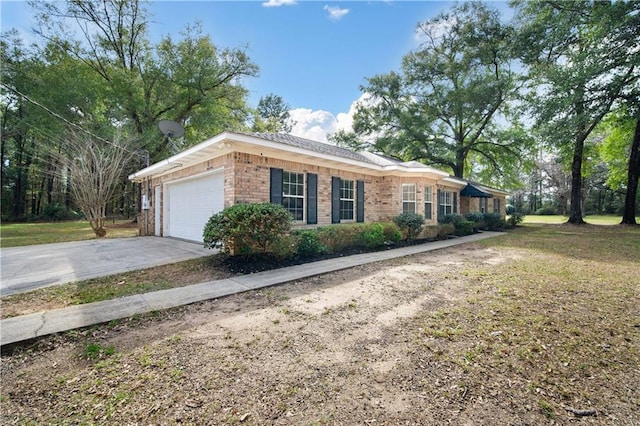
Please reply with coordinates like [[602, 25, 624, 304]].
[[1, 232, 504, 346]]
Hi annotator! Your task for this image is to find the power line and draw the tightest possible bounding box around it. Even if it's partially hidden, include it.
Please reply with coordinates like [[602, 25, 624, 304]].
[[0, 82, 144, 160]]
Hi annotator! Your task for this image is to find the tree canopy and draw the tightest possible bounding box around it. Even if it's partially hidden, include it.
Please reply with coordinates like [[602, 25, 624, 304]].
[[332, 1, 527, 183]]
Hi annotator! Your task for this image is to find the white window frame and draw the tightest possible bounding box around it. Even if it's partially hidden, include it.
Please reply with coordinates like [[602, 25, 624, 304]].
[[440, 190, 453, 216], [424, 185, 433, 221], [493, 198, 500, 214], [340, 179, 355, 221], [402, 183, 417, 214], [283, 171, 304, 221]]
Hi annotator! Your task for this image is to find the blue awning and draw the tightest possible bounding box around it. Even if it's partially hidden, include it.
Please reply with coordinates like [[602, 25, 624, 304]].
[[460, 183, 493, 198]]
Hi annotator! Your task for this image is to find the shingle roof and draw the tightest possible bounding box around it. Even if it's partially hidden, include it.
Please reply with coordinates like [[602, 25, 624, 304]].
[[242, 132, 382, 166], [243, 132, 444, 171]]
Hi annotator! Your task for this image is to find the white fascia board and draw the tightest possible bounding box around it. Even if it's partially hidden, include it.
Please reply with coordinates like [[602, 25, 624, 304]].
[[441, 177, 468, 187], [128, 132, 233, 181]]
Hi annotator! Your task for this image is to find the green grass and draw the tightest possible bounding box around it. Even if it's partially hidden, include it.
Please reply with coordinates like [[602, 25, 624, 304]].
[[523, 214, 638, 225], [0, 220, 138, 247]]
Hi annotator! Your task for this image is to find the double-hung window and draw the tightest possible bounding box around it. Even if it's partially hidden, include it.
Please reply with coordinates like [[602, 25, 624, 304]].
[[493, 198, 501, 214], [340, 179, 355, 220], [282, 171, 304, 221], [424, 185, 433, 220], [439, 190, 453, 215], [402, 184, 417, 214]]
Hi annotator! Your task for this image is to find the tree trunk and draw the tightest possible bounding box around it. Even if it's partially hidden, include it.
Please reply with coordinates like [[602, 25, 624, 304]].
[[568, 132, 587, 224], [621, 118, 640, 225]]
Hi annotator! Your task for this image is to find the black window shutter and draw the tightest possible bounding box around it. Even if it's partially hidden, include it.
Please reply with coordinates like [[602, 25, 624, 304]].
[[453, 192, 458, 214], [356, 180, 365, 223], [307, 173, 318, 224], [270, 168, 283, 204], [331, 176, 341, 224], [437, 189, 443, 219]]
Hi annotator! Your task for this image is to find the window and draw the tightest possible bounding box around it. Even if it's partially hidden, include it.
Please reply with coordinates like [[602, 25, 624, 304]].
[[283, 171, 304, 221], [424, 185, 433, 220], [479, 197, 488, 213], [493, 198, 501, 214], [439, 190, 453, 216], [340, 179, 355, 220], [402, 184, 416, 214]]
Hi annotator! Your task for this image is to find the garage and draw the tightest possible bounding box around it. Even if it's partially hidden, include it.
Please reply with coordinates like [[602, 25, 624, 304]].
[[164, 169, 224, 242]]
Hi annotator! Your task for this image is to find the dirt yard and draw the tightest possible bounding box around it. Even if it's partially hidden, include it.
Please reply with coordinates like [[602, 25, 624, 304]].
[[2, 235, 639, 424]]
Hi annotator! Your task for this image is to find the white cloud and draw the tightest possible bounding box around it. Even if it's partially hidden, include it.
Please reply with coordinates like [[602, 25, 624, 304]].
[[324, 5, 349, 21], [289, 108, 337, 143], [288, 94, 368, 143], [262, 0, 297, 8]]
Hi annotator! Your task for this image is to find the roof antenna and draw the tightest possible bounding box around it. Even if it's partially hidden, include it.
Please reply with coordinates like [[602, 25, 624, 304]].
[[158, 120, 185, 153]]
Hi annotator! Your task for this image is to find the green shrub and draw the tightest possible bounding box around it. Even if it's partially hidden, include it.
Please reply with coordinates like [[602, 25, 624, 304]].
[[380, 222, 402, 243], [507, 212, 526, 228], [464, 211, 485, 231], [438, 213, 464, 225], [419, 225, 439, 239], [294, 229, 327, 258], [483, 212, 505, 231], [203, 203, 292, 255], [454, 220, 474, 236], [393, 212, 425, 241], [270, 234, 298, 259], [359, 223, 386, 248], [43, 203, 76, 221], [437, 223, 455, 238], [316, 222, 400, 253], [506, 204, 516, 215], [534, 206, 558, 215]]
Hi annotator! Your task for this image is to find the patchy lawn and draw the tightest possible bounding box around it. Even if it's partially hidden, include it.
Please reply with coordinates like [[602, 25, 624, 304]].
[[0, 220, 139, 247], [1, 224, 639, 424]]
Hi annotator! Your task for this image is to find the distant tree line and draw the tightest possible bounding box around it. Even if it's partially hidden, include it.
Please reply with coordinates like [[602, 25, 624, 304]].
[[2, 0, 638, 225]]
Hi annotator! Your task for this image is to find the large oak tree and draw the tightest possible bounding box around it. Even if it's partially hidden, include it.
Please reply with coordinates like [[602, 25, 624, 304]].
[[513, 0, 639, 224], [332, 1, 526, 183]]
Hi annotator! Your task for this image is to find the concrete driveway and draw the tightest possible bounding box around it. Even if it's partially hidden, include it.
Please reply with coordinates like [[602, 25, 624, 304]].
[[1, 237, 213, 296]]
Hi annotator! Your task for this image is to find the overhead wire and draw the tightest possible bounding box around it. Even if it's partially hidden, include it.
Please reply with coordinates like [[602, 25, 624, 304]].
[[0, 82, 146, 160]]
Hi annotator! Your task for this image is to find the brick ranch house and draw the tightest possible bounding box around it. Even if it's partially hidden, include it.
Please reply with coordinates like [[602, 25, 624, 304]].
[[128, 132, 508, 243]]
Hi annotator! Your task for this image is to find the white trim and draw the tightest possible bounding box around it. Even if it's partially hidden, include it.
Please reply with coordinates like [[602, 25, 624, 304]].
[[154, 185, 161, 236], [129, 131, 450, 182]]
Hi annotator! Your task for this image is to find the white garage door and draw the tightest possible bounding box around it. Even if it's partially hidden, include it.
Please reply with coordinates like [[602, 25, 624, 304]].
[[165, 170, 224, 243]]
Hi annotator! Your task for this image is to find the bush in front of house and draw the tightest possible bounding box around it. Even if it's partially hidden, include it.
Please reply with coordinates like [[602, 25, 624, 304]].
[[482, 212, 505, 231], [203, 203, 293, 255], [393, 212, 425, 241], [294, 229, 328, 258], [464, 212, 485, 232], [359, 223, 386, 248], [437, 223, 455, 238], [454, 220, 474, 236], [381, 222, 403, 243], [316, 222, 402, 253], [438, 213, 465, 225]]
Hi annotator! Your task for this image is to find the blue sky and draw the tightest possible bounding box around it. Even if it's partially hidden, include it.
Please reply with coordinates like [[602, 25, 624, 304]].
[[1, 1, 509, 141]]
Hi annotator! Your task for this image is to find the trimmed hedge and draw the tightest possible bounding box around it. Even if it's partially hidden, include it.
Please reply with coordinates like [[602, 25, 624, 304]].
[[316, 222, 402, 253], [203, 203, 292, 255]]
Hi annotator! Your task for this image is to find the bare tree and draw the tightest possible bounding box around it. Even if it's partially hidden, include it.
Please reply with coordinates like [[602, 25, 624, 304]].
[[56, 130, 134, 237]]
